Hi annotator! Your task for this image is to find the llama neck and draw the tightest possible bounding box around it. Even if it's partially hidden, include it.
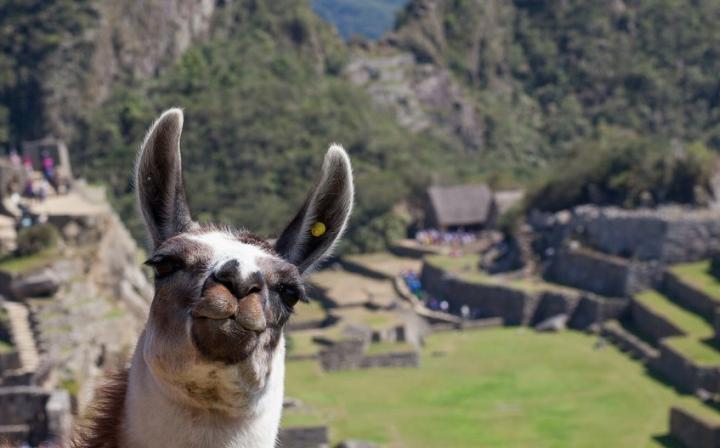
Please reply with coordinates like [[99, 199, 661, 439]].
[[121, 332, 285, 448]]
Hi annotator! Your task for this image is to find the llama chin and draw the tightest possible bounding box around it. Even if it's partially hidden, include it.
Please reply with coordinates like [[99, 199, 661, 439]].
[[72, 108, 353, 448]]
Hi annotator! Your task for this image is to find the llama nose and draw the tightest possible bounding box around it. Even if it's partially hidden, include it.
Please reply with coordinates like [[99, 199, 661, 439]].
[[212, 260, 267, 332], [213, 259, 264, 298]]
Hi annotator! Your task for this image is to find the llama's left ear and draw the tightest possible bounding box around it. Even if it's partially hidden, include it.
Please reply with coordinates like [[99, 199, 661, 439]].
[[275, 144, 354, 273], [135, 108, 196, 250]]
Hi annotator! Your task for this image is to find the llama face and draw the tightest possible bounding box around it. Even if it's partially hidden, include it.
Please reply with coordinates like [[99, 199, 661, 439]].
[[135, 109, 353, 413]]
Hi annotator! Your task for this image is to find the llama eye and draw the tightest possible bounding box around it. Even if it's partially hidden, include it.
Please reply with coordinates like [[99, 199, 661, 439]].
[[277, 284, 307, 308], [145, 255, 184, 278]]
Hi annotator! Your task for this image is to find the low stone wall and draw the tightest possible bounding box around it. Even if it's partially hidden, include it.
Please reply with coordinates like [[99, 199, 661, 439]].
[[420, 262, 538, 325], [600, 321, 659, 363], [318, 339, 367, 372], [670, 406, 720, 448], [544, 247, 661, 297], [631, 299, 684, 342], [359, 351, 419, 369], [650, 343, 720, 393], [662, 271, 720, 318], [278, 426, 329, 448]]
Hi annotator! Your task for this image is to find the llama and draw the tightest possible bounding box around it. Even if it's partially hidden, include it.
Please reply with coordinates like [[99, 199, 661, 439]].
[[72, 108, 353, 448]]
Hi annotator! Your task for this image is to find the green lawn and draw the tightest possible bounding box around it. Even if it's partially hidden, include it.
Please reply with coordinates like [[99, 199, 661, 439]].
[[671, 261, 720, 302], [292, 300, 327, 324], [287, 331, 322, 357], [664, 336, 720, 366], [635, 290, 714, 338], [285, 328, 706, 447]]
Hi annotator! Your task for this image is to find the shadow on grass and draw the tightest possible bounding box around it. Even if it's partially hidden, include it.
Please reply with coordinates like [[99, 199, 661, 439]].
[[652, 434, 682, 447]]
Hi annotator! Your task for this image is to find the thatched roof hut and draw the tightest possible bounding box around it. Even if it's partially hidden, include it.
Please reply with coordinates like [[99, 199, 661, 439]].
[[426, 184, 496, 230]]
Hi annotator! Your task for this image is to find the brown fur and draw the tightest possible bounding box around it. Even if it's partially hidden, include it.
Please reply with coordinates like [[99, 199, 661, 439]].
[[71, 369, 129, 448]]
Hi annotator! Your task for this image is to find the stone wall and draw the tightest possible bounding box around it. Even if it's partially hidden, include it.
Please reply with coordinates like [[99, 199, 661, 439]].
[[0, 350, 21, 374], [600, 321, 659, 363], [359, 351, 419, 369], [0, 387, 50, 445], [670, 406, 720, 448], [662, 271, 720, 318], [318, 339, 367, 372], [573, 206, 720, 263], [543, 247, 661, 297], [420, 262, 538, 325], [421, 260, 628, 329], [631, 299, 684, 342], [650, 343, 720, 393], [531, 291, 581, 326], [278, 426, 329, 448], [566, 294, 628, 330]]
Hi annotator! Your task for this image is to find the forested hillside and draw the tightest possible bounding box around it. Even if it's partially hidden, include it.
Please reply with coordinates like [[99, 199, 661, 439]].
[[388, 0, 720, 209], [2, 0, 720, 252], [71, 0, 466, 252]]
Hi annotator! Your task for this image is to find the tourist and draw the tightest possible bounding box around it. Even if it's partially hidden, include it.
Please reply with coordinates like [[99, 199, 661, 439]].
[[41, 150, 59, 194], [9, 148, 21, 168]]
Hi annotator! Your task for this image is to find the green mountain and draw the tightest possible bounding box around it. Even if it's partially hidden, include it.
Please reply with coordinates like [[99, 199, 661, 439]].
[[2, 0, 720, 251]]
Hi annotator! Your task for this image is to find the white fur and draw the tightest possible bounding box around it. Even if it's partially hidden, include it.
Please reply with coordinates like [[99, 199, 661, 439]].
[[124, 333, 285, 448], [189, 231, 272, 278]]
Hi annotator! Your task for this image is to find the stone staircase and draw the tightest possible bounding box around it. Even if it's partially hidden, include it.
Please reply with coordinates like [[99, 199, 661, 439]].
[[3, 301, 40, 373]]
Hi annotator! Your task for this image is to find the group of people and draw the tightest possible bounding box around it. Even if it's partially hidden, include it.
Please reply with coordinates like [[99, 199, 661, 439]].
[[8, 149, 61, 202], [414, 229, 478, 247]]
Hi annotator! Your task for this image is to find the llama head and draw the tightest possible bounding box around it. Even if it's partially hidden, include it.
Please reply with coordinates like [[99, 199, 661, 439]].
[[134, 109, 353, 414]]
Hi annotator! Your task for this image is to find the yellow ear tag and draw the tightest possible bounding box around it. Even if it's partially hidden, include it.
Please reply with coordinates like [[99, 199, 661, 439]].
[[311, 221, 327, 237]]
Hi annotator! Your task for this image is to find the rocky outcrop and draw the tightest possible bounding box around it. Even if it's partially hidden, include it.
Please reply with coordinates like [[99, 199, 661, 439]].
[[345, 47, 483, 148], [41, 0, 217, 140], [22, 202, 151, 412]]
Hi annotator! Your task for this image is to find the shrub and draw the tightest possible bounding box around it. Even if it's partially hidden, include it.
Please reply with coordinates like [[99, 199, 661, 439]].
[[16, 223, 59, 257], [526, 129, 716, 212]]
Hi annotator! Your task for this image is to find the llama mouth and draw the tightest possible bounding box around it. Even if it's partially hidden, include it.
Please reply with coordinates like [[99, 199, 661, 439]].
[[191, 316, 262, 363]]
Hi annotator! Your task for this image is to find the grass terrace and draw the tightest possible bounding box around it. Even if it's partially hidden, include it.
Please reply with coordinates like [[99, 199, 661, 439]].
[[285, 328, 709, 447], [0, 247, 60, 274], [664, 336, 720, 367], [345, 252, 423, 279], [634, 290, 714, 338], [292, 300, 327, 324], [0, 339, 12, 353], [287, 331, 322, 357], [671, 261, 720, 303], [332, 307, 401, 330]]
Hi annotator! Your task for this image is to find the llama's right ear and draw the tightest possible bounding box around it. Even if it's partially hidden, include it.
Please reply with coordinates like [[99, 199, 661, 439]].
[[275, 145, 354, 274], [135, 108, 195, 249]]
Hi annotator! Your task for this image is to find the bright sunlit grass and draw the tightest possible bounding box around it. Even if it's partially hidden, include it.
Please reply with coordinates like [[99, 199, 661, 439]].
[[284, 328, 708, 447]]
